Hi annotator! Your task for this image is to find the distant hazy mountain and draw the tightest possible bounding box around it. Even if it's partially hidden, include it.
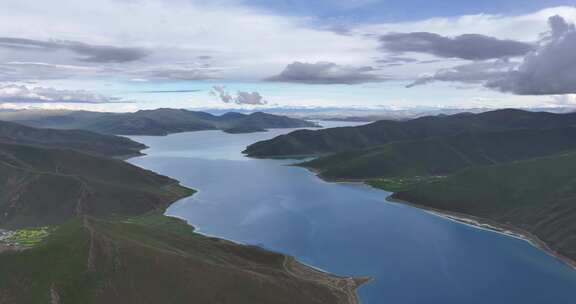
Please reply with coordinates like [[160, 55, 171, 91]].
[[244, 109, 576, 157], [0, 120, 145, 158], [2, 108, 319, 136], [199, 106, 576, 122]]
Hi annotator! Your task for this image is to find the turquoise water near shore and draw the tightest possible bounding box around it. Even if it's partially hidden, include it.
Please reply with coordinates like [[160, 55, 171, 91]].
[[129, 122, 576, 304]]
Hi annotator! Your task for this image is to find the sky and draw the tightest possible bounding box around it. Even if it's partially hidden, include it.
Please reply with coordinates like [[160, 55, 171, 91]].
[[1, 0, 576, 112]]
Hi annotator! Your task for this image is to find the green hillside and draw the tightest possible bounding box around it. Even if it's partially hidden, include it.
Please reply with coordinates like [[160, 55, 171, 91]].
[[302, 127, 576, 180], [0, 214, 365, 304], [0, 134, 364, 303], [391, 153, 576, 262], [0, 142, 191, 228], [244, 109, 576, 157], [0, 120, 145, 158]]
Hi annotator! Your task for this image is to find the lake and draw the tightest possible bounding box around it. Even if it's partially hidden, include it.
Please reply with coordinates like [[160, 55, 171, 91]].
[[129, 121, 576, 304]]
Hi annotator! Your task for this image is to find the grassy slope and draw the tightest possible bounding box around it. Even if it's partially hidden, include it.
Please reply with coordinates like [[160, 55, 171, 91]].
[[0, 120, 145, 158], [392, 153, 576, 261], [244, 109, 576, 157], [302, 127, 576, 180], [0, 142, 192, 228], [0, 215, 357, 304], [0, 140, 364, 303]]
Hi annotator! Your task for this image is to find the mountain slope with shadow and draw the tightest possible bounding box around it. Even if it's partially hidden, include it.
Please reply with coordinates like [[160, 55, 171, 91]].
[[0, 131, 366, 304], [0, 120, 145, 158], [245, 109, 576, 157]]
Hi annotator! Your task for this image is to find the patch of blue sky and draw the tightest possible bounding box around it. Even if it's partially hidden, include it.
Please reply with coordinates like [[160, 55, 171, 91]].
[[242, 0, 576, 23]]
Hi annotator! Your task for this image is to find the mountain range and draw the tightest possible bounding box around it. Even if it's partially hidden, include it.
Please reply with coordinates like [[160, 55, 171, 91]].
[[301, 127, 576, 180], [0, 120, 364, 304], [244, 109, 576, 157], [0, 108, 319, 136], [0, 120, 145, 158], [245, 108, 576, 268]]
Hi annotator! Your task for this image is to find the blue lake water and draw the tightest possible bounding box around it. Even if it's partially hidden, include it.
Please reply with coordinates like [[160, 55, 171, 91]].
[[128, 121, 576, 304]]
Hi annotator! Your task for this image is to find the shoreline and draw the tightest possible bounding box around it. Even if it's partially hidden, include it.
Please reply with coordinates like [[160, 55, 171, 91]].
[[386, 195, 576, 271], [128, 146, 369, 304], [296, 163, 576, 271], [164, 205, 371, 304], [296, 165, 370, 186], [283, 256, 371, 304]]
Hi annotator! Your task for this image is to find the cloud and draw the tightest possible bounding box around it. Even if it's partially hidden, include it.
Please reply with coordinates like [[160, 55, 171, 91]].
[[0, 84, 130, 104], [379, 32, 533, 60], [0, 37, 149, 63], [487, 15, 576, 95], [235, 91, 267, 105], [0, 0, 378, 83], [547, 94, 576, 106], [376, 56, 419, 64], [142, 68, 220, 81], [266, 61, 388, 84], [407, 60, 514, 87], [210, 86, 267, 105], [0, 61, 111, 81], [408, 16, 576, 96], [139, 89, 202, 93], [211, 85, 234, 103]]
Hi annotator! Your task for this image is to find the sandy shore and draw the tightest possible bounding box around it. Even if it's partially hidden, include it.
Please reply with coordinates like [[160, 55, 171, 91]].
[[283, 256, 372, 304], [386, 195, 576, 271]]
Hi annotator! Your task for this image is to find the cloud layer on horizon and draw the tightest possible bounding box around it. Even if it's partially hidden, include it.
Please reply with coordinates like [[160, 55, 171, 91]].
[[0, 84, 129, 104]]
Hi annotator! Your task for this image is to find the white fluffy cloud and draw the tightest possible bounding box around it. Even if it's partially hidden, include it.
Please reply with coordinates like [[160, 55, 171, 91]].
[[488, 15, 576, 95], [211, 86, 267, 105], [408, 15, 576, 96]]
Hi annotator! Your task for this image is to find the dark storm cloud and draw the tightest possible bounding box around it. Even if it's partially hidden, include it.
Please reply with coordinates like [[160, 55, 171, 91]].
[[380, 32, 533, 60], [266, 61, 388, 84]]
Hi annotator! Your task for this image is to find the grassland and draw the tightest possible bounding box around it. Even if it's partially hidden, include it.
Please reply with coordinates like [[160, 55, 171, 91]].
[[5, 226, 52, 248], [301, 127, 576, 180], [391, 152, 576, 264], [367, 176, 445, 192], [0, 138, 365, 304], [0, 214, 366, 304], [244, 109, 576, 157]]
